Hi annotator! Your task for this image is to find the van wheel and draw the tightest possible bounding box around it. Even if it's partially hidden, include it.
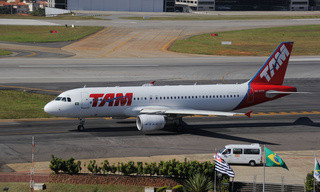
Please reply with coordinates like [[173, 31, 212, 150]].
[[249, 160, 256, 166]]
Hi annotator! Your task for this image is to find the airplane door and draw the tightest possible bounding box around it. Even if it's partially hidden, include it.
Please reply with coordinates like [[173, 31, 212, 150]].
[[81, 92, 90, 109]]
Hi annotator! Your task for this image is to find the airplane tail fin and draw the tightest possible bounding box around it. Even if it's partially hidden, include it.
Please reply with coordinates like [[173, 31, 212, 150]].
[[249, 42, 294, 85]]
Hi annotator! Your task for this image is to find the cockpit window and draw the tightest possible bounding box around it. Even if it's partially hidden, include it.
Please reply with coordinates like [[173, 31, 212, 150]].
[[55, 97, 62, 101], [67, 97, 71, 102], [61, 97, 66, 102]]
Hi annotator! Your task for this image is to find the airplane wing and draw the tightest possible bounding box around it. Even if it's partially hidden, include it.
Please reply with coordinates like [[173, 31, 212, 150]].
[[140, 107, 252, 118]]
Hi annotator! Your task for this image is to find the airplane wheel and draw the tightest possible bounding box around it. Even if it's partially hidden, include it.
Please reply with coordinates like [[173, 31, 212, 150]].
[[77, 125, 85, 132], [173, 124, 184, 132]]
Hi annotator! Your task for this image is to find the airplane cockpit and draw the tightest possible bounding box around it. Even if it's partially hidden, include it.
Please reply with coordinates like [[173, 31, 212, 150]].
[[54, 97, 72, 102]]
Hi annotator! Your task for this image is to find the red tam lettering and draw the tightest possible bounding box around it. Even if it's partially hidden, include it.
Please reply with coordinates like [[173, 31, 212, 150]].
[[114, 93, 133, 106], [89, 94, 104, 107], [99, 93, 115, 107]]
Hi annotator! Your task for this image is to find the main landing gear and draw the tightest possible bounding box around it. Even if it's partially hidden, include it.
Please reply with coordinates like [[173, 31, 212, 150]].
[[173, 118, 185, 132], [77, 118, 85, 132]]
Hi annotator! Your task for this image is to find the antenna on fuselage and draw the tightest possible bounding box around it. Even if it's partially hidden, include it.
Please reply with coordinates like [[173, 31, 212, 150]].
[[83, 85, 86, 88]]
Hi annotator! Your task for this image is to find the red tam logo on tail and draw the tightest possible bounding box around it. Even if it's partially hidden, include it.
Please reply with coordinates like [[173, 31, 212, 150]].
[[251, 42, 293, 85]]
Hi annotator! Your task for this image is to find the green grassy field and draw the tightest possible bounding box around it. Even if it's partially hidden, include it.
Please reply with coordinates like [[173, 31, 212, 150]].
[[170, 25, 320, 56], [0, 25, 103, 43], [0, 14, 109, 20], [0, 182, 144, 192], [121, 15, 320, 21], [0, 90, 55, 119], [0, 49, 12, 56]]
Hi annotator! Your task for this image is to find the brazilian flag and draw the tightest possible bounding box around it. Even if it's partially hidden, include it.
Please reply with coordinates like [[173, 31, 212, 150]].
[[265, 147, 289, 170]]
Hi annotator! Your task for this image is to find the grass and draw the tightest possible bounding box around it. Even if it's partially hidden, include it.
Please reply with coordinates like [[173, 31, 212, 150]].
[[0, 49, 12, 56], [0, 182, 144, 192], [170, 25, 320, 56], [0, 25, 103, 43], [0, 90, 55, 119], [120, 15, 320, 21], [0, 14, 109, 20]]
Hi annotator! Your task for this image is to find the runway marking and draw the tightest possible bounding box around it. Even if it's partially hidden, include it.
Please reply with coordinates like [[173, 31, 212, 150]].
[[162, 36, 179, 52], [10, 51, 36, 58], [99, 32, 141, 58], [0, 85, 62, 93]]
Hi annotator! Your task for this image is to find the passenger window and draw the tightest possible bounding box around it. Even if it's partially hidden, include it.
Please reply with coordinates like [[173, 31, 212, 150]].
[[233, 148, 242, 154], [244, 149, 260, 155]]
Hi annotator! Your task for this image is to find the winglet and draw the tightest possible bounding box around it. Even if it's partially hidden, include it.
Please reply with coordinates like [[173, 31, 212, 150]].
[[142, 81, 156, 86], [245, 111, 253, 118]]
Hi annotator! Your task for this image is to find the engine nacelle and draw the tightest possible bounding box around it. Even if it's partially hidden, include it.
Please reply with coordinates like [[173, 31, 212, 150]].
[[136, 114, 166, 131]]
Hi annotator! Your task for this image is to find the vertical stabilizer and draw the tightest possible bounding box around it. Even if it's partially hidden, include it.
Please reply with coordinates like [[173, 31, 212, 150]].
[[249, 42, 294, 85]]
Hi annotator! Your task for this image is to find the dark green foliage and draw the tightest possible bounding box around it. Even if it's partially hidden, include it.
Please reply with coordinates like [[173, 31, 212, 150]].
[[0, 6, 11, 14], [49, 155, 63, 174], [49, 155, 216, 179], [49, 155, 81, 174], [156, 186, 169, 192], [86, 158, 215, 179], [182, 172, 214, 192], [172, 185, 184, 192], [305, 171, 320, 192], [87, 160, 101, 174], [30, 8, 45, 16]]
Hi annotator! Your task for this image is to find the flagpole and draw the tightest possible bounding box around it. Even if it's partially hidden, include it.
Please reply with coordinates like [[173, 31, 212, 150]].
[[214, 170, 217, 192], [263, 145, 266, 192], [314, 153, 316, 192]]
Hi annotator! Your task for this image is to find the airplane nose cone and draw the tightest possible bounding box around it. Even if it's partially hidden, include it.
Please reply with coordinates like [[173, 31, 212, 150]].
[[44, 101, 57, 116]]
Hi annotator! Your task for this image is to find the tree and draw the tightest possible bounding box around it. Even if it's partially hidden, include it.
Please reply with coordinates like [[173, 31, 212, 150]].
[[183, 173, 214, 192], [30, 8, 45, 16], [305, 171, 320, 192]]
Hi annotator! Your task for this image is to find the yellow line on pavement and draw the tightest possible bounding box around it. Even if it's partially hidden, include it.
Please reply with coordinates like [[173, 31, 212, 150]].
[[99, 32, 141, 58]]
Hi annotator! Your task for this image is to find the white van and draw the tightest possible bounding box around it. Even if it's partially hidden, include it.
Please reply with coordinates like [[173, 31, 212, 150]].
[[217, 143, 262, 166]]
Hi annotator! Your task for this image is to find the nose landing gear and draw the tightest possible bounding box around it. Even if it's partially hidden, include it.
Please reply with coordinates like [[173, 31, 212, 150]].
[[77, 118, 85, 132]]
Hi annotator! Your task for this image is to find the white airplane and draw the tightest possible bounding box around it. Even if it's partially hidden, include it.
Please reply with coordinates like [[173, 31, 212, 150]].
[[44, 42, 297, 132]]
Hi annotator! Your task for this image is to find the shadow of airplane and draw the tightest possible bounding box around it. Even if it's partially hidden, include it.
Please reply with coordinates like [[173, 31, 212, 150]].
[[68, 117, 320, 145]]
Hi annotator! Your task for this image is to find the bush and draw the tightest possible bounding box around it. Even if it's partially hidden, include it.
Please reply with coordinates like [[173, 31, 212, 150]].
[[156, 186, 169, 192], [305, 171, 320, 192], [183, 172, 214, 192], [87, 160, 101, 174], [49, 155, 81, 174], [172, 185, 183, 192], [49, 155, 216, 179]]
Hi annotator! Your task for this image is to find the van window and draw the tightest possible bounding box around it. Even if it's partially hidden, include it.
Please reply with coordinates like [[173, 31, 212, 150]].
[[222, 149, 231, 154], [233, 148, 242, 154], [244, 149, 260, 155]]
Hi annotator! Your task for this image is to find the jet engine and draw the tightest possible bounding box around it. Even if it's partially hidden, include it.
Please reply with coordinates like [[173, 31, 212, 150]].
[[136, 114, 166, 131]]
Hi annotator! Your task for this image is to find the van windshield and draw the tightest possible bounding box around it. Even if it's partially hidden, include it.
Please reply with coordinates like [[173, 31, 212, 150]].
[[219, 147, 226, 154]]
